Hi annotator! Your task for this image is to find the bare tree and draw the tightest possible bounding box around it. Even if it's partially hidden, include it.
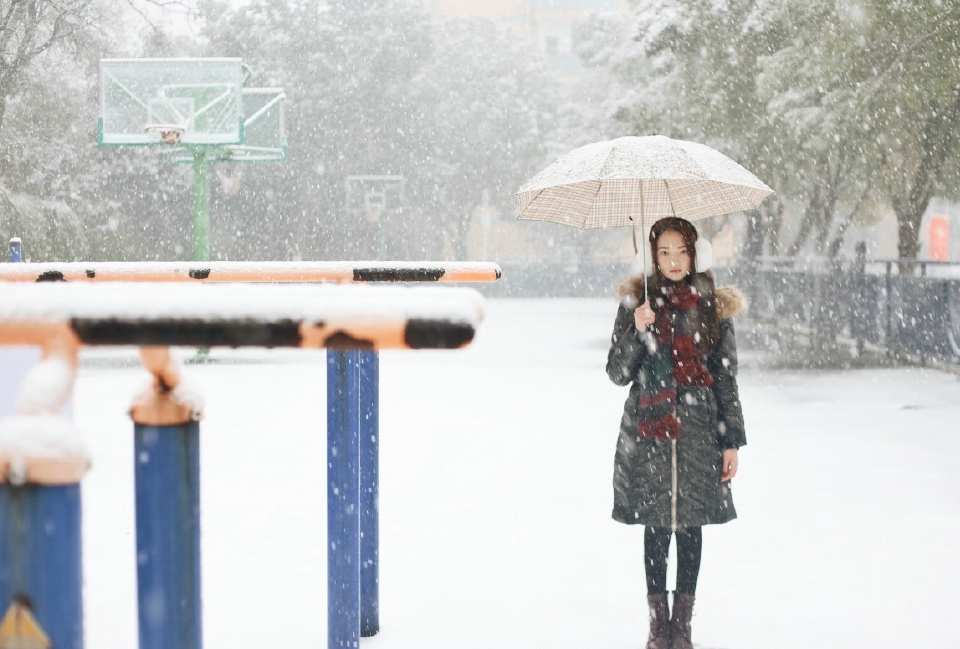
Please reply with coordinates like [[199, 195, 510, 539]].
[[0, 0, 107, 130], [122, 0, 196, 32], [887, 87, 960, 260]]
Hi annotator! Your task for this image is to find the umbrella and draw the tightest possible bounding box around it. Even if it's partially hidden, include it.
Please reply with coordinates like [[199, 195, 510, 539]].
[[516, 135, 774, 234], [515, 135, 774, 346]]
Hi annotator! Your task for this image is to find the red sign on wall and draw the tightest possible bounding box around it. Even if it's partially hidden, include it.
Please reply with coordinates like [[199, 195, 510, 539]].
[[929, 214, 950, 261]]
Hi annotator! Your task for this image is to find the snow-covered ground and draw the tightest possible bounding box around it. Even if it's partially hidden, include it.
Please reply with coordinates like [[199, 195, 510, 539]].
[[67, 298, 960, 648]]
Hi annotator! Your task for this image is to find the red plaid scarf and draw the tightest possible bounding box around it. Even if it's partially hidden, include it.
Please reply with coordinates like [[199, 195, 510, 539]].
[[637, 281, 714, 440]]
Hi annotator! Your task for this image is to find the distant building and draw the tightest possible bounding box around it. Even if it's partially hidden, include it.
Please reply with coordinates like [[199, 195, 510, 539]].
[[428, 0, 630, 81]]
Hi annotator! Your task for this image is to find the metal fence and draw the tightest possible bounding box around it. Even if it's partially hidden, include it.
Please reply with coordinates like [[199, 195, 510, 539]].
[[476, 258, 960, 366], [713, 256, 960, 364]]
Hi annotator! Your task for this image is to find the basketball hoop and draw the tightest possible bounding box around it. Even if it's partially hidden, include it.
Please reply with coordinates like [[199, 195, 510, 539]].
[[144, 124, 184, 145]]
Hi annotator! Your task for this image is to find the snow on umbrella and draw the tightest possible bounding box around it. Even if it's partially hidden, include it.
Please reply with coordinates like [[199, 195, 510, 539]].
[[515, 135, 774, 231]]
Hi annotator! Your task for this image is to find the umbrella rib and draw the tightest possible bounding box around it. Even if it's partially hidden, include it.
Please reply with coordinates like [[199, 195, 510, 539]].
[[672, 141, 711, 182], [641, 182, 650, 304], [663, 179, 679, 220], [596, 144, 619, 181], [636, 179, 643, 251], [585, 180, 603, 229]]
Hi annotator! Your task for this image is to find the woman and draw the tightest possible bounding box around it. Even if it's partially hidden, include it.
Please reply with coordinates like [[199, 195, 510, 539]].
[[606, 217, 746, 649]]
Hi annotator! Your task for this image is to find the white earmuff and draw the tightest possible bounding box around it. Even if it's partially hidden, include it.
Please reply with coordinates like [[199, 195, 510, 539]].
[[695, 237, 713, 272]]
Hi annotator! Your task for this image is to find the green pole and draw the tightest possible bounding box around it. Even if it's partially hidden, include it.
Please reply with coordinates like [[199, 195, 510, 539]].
[[377, 212, 386, 261], [193, 149, 211, 262]]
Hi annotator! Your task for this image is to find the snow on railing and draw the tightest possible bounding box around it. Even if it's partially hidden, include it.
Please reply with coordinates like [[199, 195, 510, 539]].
[[0, 282, 483, 350], [0, 260, 501, 284]]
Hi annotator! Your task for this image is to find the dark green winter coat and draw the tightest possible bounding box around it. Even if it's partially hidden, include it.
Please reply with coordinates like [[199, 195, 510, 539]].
[[606, 273, 746, 528]]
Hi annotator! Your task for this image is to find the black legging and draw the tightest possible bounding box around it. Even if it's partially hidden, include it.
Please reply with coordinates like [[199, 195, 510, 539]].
[[644, 526, 703, 595]]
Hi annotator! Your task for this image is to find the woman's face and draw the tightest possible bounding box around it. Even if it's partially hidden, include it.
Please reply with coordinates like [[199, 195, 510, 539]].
[[656, 229, 692, 280]]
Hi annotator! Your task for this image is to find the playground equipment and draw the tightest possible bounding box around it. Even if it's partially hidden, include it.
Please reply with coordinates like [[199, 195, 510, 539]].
[[0, 262, 500, 649], [98, 58, 286, 261], [0, 276, 490, 649]]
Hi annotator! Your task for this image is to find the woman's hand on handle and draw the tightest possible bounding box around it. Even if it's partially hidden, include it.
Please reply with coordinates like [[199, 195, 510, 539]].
[[721, 448, 738, 482], [634, 302, 655, 330]]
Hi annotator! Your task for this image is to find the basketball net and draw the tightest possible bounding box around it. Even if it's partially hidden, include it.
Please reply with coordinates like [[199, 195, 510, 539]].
[[216, 167, 244, 196], [144, 124, 184, 145]]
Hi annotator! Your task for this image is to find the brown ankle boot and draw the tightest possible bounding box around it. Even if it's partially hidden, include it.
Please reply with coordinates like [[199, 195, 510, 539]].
[[669, 591, 695, 649], [646, 592, 671, 649]]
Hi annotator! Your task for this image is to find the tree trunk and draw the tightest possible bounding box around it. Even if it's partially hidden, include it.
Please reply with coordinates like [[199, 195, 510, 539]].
[[891, 87, 960, 260], [743, 209, 764, 261], [763, 199, 784, 256], [787, 151, 842, 257], [814, 156, 843, 252], [826, 186, 869, 258], [451, 199, 479, 260], [814, 195, 836, 252], [894, 202, 922, 261], [786, 183, 822, 257]]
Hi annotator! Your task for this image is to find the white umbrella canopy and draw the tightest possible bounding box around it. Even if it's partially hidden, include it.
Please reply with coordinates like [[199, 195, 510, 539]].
[[515, 135, 774, 230]]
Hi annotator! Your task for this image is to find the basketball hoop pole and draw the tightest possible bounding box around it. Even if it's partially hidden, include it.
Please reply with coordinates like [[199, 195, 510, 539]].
[[193, 150, 211, 262]]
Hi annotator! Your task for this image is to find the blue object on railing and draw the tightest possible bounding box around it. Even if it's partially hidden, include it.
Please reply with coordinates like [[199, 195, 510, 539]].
[[359, 350, 380, 637], [9, 238, 21, 263], [134, 423, 202, 649], [0, 484, 84, 648], [327, 350, 361, 649]]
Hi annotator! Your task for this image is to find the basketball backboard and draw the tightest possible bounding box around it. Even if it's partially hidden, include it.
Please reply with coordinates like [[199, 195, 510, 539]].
[[164, 87, 287, 163], [345, 176, 406, 224], [99, 58, 245, 146], [232, 88, 287, 161]]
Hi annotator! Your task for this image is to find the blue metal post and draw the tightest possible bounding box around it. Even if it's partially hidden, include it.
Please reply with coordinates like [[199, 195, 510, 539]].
[[0, 484, 84, 648], [1, 240, 80, 646], [8, 237, 21, 262], [358, 350, 379, 637], [326, 350, 361, 649], [134, 422, 202, 649]]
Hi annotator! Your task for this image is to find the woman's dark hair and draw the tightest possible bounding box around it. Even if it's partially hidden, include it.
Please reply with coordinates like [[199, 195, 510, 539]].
[[647, 216, 719, 354]]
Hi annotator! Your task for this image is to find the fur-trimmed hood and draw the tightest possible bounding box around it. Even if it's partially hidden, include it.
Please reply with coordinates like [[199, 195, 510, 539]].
[[616, 274, 746, 320]]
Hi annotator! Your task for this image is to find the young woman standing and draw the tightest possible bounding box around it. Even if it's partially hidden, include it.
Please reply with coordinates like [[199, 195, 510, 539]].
[[606, 216, 746, 649]]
